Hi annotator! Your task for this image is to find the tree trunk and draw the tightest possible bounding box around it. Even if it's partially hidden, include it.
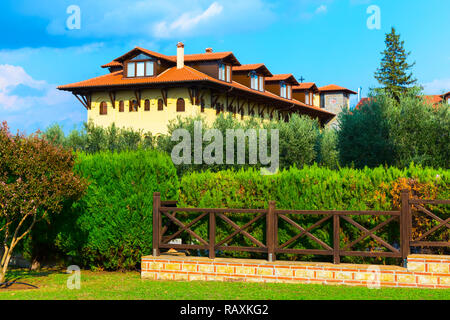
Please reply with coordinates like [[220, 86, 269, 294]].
[[0, 254, 12, 284]]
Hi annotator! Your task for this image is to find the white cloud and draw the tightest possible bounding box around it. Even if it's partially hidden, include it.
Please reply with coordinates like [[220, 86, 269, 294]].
[[154, 2, 223, 38], [315, 5, 327, 14], [0, 64, 72, 112], [422, 78, 450, 95]]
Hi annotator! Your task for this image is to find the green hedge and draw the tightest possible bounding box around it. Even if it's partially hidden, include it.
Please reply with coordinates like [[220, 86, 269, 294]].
[[54, 149, 179, 270], [177, 165, 449, 263]]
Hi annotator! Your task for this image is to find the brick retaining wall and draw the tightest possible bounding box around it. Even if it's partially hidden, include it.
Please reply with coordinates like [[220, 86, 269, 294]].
[[141, 254, 450, 289]]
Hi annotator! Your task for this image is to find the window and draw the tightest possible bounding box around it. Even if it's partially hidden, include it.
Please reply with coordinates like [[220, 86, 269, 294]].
[[144, 99, 150, 111], [226, 65, 231, 82], [119, 100, 124, 112], [127, 62, 136, 77], [305, 92, 310, 104], [129, 100, 138, 112], [176, 98, 185, 112], [218, 64, 226, 81], [127, 60, 154, 77], [250, 73, 258, 90], [146, 61, 154, 76], [99, 101, 107, 115], [287, 85, 291, 99], [280, 82, 287, 98], [136, 62, 145, 77], [259, 76, 264, 92], [158, 99, 164, 111]]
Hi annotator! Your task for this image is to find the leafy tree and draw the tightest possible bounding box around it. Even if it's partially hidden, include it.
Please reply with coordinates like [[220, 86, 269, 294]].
[[0, 122, 86, 283], [337, 96, 395, 168], [317, 128, 340, 169], [374, 27, 417, 100]]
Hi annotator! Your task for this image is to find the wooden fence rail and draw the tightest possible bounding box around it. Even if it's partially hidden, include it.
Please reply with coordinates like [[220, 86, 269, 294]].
[[152, 190, 450, 264]]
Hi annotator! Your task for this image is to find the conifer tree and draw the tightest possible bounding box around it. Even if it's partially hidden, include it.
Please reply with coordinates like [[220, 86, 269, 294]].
[[374, 27, 416, 100]]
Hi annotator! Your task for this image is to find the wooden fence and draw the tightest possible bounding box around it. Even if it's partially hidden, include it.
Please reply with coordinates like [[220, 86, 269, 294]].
[[152, 190, 450, 264]]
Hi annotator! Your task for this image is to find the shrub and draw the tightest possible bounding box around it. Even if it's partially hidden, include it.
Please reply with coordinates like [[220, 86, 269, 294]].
[[54, 149, 179, 270], [42, 121, 156, 153], [176, 165, 449, 263]]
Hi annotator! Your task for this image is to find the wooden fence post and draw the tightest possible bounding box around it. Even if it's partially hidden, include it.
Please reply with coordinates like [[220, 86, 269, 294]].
[[267, 201, 276, 262], [333, 214, 340, 264], [153, 192, 161, 256], [209, 212, 216, 259], [400, 189, 411, 263]]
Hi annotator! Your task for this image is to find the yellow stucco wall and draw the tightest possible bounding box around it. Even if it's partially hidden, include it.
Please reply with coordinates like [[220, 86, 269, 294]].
[[88, 88, 281, 135]]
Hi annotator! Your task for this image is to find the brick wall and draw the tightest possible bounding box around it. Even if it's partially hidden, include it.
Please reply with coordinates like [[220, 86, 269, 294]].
[[141, 254, 450, 289]]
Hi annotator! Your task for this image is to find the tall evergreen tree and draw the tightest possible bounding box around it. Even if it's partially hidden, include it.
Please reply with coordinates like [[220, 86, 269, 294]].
[[374, 27, 416, 100]]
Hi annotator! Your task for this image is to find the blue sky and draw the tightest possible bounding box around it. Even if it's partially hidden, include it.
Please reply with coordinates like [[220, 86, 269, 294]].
[[0, 0, 449, 134]]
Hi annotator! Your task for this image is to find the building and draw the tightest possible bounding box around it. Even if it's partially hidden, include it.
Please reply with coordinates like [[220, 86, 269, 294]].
[[58, 43, 336, 135], [318, 84, 357, 114]]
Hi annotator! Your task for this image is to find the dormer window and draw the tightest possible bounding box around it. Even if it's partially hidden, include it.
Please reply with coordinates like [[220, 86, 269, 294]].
[[219, 64, 231, 82], [259, 76, 264, 92], [280, 82, 287, 98], [126, 54, 155, 78], [250, 71, 264, 91]]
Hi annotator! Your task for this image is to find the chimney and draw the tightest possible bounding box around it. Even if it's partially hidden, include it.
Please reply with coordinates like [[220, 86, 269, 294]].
[[205, 48, 213, 53], [357, 87, 362, 102], [177, 42, 184, 69]]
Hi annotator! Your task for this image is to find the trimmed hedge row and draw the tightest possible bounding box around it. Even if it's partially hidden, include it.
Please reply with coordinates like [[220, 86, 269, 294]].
[[177, 165, 449, 263], [54, 149, 179, 270]]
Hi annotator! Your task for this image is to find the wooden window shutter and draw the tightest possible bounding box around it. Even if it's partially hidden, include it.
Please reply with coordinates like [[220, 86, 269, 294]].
[[158, 99, 164, 111], [176, 98, 185, 112], [99, 101, 107, 115], [144, 99, 150, 111], [119, 100, 124, 112]]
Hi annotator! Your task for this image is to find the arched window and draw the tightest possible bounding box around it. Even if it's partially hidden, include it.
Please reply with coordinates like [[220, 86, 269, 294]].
[[99, 101, 107, 115], [176, 98, 185, 112], [158, 99, 164, 111], [119, 100, 124, 112], [144, 99, 150, 111], [129, 100, 138, 112]]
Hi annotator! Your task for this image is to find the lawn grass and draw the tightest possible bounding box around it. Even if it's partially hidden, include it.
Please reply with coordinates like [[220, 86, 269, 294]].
[[0, 269, 449, 300]]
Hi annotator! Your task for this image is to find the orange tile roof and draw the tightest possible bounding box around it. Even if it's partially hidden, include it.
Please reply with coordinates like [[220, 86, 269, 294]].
[[266, 74, 299, 86], [441, 91, 450, 98], [101, 61, 122, 68], [232, 64, 273, 76], [422, 95, 443, 105], [108, 47, 240, 66], [292, 82, 317, 90], [170, 52, 240, 65], [58, 66, 334, 118], [319, 84, 357, 94]]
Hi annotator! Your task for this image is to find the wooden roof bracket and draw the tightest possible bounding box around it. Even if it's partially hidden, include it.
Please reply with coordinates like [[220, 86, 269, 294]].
[[134, 89, 141, 108], [109, 91, 116, 108], [161, 89, 168, 106], [73, 92, 91, 110]]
